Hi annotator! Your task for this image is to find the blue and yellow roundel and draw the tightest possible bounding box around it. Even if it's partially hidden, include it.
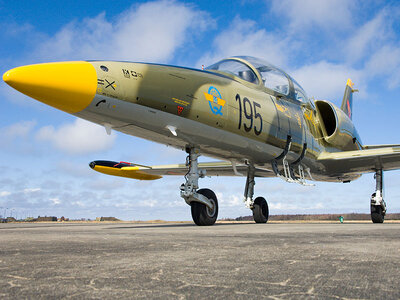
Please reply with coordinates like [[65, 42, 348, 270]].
[[204, 86, 226, 116]]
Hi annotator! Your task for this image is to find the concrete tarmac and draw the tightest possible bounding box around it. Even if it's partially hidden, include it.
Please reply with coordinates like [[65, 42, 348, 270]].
[[0, 222, 399, 299]]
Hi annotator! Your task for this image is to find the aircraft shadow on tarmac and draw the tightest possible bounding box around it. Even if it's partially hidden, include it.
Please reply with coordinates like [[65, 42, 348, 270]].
[[105, 222, 250, 230]]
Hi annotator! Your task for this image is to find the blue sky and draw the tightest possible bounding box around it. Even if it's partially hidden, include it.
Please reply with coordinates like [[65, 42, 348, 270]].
[[1, 0, 400, 220]]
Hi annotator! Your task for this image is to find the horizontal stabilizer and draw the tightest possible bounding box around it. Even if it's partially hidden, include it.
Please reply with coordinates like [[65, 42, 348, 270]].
[[362, 144, 400, 150]]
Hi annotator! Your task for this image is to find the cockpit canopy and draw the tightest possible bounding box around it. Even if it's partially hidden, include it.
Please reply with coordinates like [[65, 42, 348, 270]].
[[206, 56, 308, 103], [206, 59, 260, 85]]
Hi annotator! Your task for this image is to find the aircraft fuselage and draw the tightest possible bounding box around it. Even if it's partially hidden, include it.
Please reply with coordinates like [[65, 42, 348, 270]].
[[75, 60, 360, 182]]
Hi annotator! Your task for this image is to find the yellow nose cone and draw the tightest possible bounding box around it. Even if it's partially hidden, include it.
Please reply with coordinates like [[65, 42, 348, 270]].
[[3, 61, 97, 114]]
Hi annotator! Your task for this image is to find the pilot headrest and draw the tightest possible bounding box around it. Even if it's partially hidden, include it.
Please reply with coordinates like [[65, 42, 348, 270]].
[[239, 70, 256, 83]]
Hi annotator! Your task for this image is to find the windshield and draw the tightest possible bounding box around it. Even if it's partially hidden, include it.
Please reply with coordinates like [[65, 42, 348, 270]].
[[205, 59, 259, 84], [291, 78, 308, 103], [258, 66, 289, 95]]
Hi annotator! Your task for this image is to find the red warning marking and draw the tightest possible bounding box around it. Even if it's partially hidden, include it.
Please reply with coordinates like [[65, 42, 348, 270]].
[[177, 106, 184, 115], [347, 99, 351, 118], [114, 161, 131, 167]]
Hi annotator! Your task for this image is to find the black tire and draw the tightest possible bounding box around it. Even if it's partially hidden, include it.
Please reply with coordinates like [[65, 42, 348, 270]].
[[371, 205, 384, 223], [252, 197, 269, 223], [191, 188, 218, 226]]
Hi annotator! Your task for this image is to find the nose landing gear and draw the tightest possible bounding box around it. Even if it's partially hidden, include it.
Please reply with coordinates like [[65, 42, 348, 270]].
[[180, 147, 218, 226], [191, 188, 218, 226]]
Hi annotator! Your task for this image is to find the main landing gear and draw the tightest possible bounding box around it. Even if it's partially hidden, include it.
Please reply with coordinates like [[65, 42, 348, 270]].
[[244, 164, 269, 223], [180, 148, 218, 226], [370, 169, 386, 223]]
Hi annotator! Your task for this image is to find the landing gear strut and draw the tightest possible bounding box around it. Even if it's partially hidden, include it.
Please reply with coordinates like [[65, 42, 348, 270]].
[[370, 169, 386, 223], [180, 147, 218, 226], [243, 163, 269, 223]]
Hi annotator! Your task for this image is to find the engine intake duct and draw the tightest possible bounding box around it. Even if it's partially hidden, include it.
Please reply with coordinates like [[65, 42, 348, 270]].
[[315, 100, 361, 151], [315, 101, 336, 137]]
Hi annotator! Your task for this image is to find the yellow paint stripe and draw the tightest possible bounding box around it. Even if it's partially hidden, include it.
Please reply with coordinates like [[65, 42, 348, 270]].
[[120, 166, 140, 171], [172, 98, 190, 106], [275, 103, 287, 113], [204, 92, 226, 107]]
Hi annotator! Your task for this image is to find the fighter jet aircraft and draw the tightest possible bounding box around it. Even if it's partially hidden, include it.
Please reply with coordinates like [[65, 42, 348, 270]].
[[3, 56, 400, 225]]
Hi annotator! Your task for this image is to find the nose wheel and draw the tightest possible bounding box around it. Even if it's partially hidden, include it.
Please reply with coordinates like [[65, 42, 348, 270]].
[[191, 189, 219, 226], [181, 147, 218, 226]]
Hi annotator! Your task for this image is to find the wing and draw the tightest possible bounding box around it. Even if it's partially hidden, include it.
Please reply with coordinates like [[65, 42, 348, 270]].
[[318, 145, 400, 174], [89, 160, 275, 180], [363, 144, 400, 150]]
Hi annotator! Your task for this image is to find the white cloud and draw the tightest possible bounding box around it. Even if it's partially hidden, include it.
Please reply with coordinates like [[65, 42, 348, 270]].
[[291, 61, 363, 101], [2, 23, 35, 38], [113, 1, 210, 62], [34, 0, 211, 63], [269, 202, 300, 210], [36, 118, 116, 155], [198, 2, 400, 101], [344, 10, 390, 63], [364, 45, 400, 89], [342, 7, 400, 90], [0, 120, 43, 155], [139, 199, 158, 207], [72, 201, 85, 208], [23, 188, 41, 193], [198, 17, 288, 68], [2, 120, 36, 138], [50, 197, 61, 205], [0, 191, 11, 197], [57, 161, 93, 178], [270, 0, 354, 32], [85, 179, 125, 191], [217, 192, 242, 207]]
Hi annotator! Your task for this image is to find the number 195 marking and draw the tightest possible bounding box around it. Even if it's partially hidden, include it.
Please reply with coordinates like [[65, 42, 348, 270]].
[[235, 94, 262, 136]]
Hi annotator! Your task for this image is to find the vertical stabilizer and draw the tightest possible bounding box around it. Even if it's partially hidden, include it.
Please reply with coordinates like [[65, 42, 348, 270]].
[[341, 79, 358, 120]]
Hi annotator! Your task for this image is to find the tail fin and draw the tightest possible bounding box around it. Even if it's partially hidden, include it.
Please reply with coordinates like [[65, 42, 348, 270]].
[[341, 79, 358, 120]]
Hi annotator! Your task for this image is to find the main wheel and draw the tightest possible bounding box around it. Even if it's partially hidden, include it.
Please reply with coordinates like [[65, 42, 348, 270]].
[[191, 188, 218, 226], [252, 197, 269, 223], [371, 205, 384, 223]]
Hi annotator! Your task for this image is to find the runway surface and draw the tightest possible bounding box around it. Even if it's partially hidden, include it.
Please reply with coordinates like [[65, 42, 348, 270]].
[[0, 222, 399, 299]]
